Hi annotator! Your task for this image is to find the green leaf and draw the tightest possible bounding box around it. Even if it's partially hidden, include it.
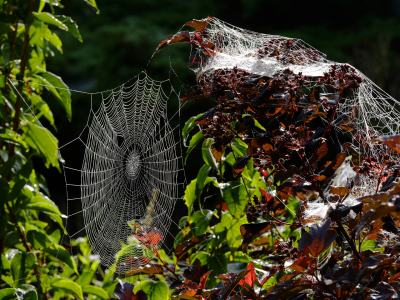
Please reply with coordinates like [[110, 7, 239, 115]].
[[82, 286, 108, 299], [0, 129, 28, 148], [185, 131, 204, 164], [23, 123, 59, 168], [31, 12, 68, 30], [0, 156, 18, 178], [31, 94, 55, 126], [202, 138, 218, 171], [231, 138, 248, 156], [0, 288, 15, 298], [207, 253, 227, 288], [55, 15, 83, 42], [184, 179, 196, 217], [220, 180, 249, 217], [15, 284, 38, 300], [360, 240, 376, 252], [82, 0, 100, 13], [44, 29, 63, 53], [44, 244, 78, 273], [221, 213, 247, 251], [35, 71, 71, 120], [26, 196, 61, 215], [182, 114, 202, 146], [52, 279, 83, 300], [133, 280, 169, 300], [27, 230, 78, 273], [11, 253, 36, 287], [9, 179, 27, 201], [189, 210, 214, 235]]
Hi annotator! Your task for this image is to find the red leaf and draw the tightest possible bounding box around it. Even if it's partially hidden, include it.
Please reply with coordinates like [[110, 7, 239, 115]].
[[155, 31, 191, 53], [239, 263, 256, 288], [199, 270, 213, 289], [373, 135, 400, 155], [184, 17, 214, 32]]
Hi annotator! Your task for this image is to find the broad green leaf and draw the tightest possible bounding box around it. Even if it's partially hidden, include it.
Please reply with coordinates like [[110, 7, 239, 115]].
[[0, 156, 18, 178], [44, 244, 78, 273], [46, 212, 66, 233], [359, 239, 375, 252], [220, 180, 249, 217], [9, 179, 27, 201], [283, 196, 300, 224], [221, 213, 247, 251], [202, 138, 218, 171], [182, 113, 202, 146], [31, 12, 68, 30], [190, 251, 210, 265], [38, 0, 46, 12], [32, 12, 68, 30], [31, 94, 55, 126], [76, 272, 94, 287], [225, 152, 235, 166], [24, 196, 66, 233], [183, 179, 196, 216], [0, 129, 28, 148], [52, 279, 83, 300], [55, 15, 83, 42], [35, 72, 71, 120], [0, 288, 15, 298], [26, 196, 61, 215], [18, 160, 33, 179], [254, 119, 266, 131], [207, 253, 227, 288], [11, 253, 36, 287], [83, 0, 100, 13], [82, 286, 108, 299], [29, 22, 48, 47], [196, 165, 211, 198], [242, 114, 266, 131], [133, 280, 168, 300], [231, 138, 248, 156], [44, 29, 63, 53], [29, 57, 46, 74], [23, 123, 59, 168], [185, 131, 204, 164], [15, 284, 38, 300], [189, 210, 214, 235]]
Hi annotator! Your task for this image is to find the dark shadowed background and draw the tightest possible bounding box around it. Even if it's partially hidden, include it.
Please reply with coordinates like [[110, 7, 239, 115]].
[[35, 0, 400, 241]]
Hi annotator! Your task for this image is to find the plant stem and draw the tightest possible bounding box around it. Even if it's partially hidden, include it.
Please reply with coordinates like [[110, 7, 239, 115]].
[[154, 250, 180, 282], [9, 0, 36, 157], [5, 202, 47, 297]]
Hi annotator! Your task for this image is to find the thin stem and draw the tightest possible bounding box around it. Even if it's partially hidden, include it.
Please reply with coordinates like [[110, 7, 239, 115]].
[[9, 0, 36, 158], [5, 202, 46, 295], [154, 250, 180, 282]]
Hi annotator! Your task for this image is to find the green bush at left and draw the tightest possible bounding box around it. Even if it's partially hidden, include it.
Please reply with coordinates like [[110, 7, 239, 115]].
[[0, 1, 116, 299]]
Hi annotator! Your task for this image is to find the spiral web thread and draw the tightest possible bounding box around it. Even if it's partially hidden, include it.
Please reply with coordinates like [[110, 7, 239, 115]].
[[60, 72, 187, 270]]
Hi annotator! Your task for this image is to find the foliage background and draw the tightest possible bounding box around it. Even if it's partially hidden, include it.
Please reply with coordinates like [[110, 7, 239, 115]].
[[37, 0, 400, 239]]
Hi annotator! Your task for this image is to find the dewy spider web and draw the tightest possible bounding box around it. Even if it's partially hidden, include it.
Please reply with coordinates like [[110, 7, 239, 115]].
[[59, 71, 187, 269]]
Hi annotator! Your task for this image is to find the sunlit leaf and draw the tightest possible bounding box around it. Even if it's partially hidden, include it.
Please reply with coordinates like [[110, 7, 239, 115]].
[[52, 279, 83, 300]]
